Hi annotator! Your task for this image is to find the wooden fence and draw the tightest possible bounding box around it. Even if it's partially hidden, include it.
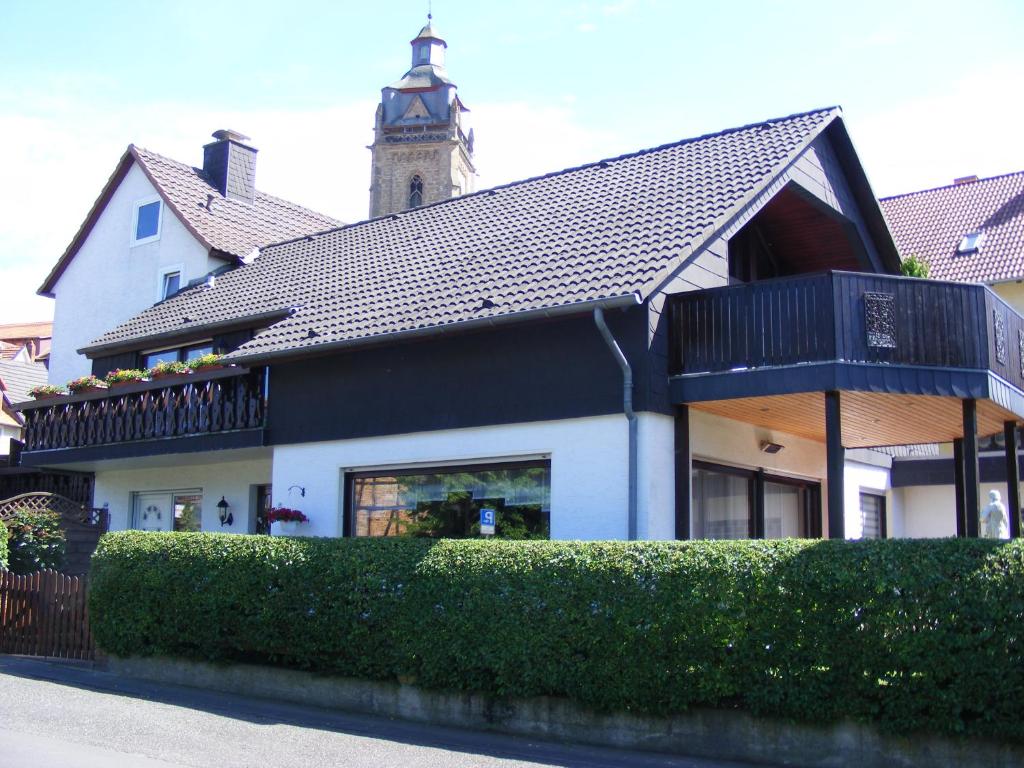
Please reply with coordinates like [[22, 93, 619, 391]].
[[0, 569, 96, 660]]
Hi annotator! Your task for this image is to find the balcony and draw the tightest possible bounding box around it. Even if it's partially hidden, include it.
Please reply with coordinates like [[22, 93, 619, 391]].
[[16, 368, 267, 465], [669, 271, 1024, 443]]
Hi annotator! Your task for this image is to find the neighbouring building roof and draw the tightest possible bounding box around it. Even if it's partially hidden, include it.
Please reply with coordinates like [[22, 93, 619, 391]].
[[82, 107, 898, 363], [873, 444, 941, 458], [880, 171, 1024, 283], [0, 359, 48, 404], [0, 321, 53, 341], [38, 146, 342, 297]]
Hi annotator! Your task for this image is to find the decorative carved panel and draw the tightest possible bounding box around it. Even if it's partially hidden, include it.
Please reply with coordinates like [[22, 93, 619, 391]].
[[993, 310, 1007, 365], [864, 292, 896, 349]]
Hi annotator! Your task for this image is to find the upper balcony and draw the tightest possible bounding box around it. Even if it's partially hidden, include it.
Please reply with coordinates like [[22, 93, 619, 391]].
[[15, 367, 267, 466], [668, 271, 1024, 447]]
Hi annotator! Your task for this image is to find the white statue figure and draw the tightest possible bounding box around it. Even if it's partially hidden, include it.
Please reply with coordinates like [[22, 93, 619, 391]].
[[980, 489, 1009, 539]]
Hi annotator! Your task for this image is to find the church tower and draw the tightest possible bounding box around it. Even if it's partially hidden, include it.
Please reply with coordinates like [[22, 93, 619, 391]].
[[368, 18, 476, 218]]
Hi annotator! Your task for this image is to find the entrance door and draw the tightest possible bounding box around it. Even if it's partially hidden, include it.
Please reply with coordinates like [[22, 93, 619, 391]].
[[134, 492, 171, 531]]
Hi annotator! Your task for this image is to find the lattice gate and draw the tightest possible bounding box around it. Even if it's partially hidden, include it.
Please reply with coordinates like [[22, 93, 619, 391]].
[[0, 492, 109, 660]]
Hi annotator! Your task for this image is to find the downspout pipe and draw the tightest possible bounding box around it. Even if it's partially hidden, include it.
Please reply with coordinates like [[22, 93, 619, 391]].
[[594, 307, 638, 540]]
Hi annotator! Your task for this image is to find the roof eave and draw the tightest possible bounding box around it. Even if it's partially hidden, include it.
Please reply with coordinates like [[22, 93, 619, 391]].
[[78, 307, 294, 358], [226, 293, 643, 367]]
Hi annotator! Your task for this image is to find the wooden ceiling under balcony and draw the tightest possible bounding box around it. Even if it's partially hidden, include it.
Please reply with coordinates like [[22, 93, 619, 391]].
[[692, 391, 1019, 448]]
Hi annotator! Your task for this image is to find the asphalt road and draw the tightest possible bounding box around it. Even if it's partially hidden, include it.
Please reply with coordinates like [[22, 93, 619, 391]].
[[0, 656, 767, 768]]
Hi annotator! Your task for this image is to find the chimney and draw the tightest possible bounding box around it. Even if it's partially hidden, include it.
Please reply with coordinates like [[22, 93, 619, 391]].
[[954, 175, 979, 186], [202, 129, 257, 204]]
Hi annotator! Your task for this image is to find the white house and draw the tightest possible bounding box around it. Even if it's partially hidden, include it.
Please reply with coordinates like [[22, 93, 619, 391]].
[[39, 131, 340, 385]]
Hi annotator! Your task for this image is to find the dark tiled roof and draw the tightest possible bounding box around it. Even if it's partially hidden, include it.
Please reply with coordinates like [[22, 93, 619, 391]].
[[39, 146, 341, 296], [0, 360, 48, 404], [873, 444, 940, 458], [880, 172, 1024, 283], [131, 146, 341, 260], [84, 108, 843, 361]]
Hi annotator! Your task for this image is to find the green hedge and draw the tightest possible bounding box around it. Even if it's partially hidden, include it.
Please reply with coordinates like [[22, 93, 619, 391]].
[[2, 508, 66, 574], [90, 534, 1024, 740]]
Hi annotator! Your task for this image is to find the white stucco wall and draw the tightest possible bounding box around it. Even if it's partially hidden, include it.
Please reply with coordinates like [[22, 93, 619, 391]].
[[48, 162, 218, 385], [271, 413, 675, 541], [93, 455, 272, 533], [843, 450, 897, 539], [897, 479, 1022, 538]]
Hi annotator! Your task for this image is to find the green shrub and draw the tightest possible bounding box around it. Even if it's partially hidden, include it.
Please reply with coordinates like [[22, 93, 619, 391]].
[[90, 534, 1024, 740], [0, 518, 7, 569], [3, 508, 66, 574]]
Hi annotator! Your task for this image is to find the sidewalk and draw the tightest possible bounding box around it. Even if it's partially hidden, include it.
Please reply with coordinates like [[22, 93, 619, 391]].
[[0, 656, 763, 768]]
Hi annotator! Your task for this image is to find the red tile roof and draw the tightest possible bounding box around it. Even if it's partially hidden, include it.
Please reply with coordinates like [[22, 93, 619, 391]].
[[880, 171, 1024, 283]]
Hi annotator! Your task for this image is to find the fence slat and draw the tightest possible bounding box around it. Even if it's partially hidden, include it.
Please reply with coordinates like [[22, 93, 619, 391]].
[[0, 569, 95, 660]]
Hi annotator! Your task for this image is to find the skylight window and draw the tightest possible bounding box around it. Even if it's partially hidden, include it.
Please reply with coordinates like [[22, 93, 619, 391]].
[[957, 231, 984, 254], [131, 198, 162, 246]]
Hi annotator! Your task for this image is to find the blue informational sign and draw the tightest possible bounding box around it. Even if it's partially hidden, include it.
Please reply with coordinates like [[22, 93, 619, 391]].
[[480, 507, 496, 536]]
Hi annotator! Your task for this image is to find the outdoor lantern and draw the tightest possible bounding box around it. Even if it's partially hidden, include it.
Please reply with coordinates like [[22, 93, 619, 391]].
[[217, 496, 233, 526]]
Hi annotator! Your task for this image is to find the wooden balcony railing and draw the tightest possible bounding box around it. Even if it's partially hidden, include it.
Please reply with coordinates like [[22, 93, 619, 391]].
[[669, 271, 1024, 393], [18, 368, 266, 453]]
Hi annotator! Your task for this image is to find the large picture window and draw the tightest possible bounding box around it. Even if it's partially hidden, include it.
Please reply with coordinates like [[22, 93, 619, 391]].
[[346, 460, 550, 539], [692, 461, 819, 540]]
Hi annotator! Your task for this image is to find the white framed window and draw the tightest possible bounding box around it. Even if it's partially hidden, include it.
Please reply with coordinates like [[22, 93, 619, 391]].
[[157, 265, 183, 301], [132, 489, 203, 532], [131, 196, 163, 246]]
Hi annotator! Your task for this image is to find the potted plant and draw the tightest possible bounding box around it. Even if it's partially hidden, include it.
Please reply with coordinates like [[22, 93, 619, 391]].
[[267, 505, 309, 536], [28, 384, 66, 400], [66, 375, 107, 395], [185, 353, 226, 373], [148, 360, 191, 381], [105, 368, 149, 388]]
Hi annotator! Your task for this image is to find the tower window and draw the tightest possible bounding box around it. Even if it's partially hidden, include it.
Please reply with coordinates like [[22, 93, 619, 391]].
[[409, 175, 424, 208]]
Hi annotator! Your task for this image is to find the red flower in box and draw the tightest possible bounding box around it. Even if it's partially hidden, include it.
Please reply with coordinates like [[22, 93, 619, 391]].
[[266, 506, 309, 524]]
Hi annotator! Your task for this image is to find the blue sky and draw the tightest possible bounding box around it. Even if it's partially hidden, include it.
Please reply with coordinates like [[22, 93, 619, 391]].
[[2, 0, 1022, 321]]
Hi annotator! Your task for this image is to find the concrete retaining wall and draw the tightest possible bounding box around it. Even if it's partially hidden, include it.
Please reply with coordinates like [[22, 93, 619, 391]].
[[108, 656, 1021, 767]]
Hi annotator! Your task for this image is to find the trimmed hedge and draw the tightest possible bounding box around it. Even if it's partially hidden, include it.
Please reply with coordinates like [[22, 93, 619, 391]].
[[90, 534, 1024, 740]]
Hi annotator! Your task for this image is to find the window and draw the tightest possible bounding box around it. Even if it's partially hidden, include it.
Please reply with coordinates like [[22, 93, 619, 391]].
[[131, 198, 162, 245], [859, 492, 886, 539], [692, 461, 819, 540], [142, 341, 214, 369], [417, 44, 429, 62], [957, 232, 984, 254], [173, 493, 203, 532], [409, 175, 423, 208], [346, 460, 550, 539], [161, 271, 181, 299]]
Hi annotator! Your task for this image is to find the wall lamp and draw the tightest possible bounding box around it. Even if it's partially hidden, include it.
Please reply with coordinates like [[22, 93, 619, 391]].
[[217, 496, 233, 526], [760, 441, 785, 454]]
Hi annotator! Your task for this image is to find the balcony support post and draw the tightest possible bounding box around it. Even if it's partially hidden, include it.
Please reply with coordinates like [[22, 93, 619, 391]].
[[1005, 421, 1021, 539], [674, 405, 691, 540], [953, 438, 967, 537], [825, 390, 844, 539], [962, 398, 980, 538]]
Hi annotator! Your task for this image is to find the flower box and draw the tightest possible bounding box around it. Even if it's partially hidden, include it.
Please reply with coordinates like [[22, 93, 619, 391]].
[[274, 520, 306, 536], [72, 385, 108, 395], [108, 378, 149, 389], [31, 391, 65, 401], [150, 371, 192, 382]]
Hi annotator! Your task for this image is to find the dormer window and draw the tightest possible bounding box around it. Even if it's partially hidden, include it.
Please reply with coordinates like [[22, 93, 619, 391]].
[[161, 271, 181, 299], [132, 197, 162, 246], [958, 231, 984, 254]]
